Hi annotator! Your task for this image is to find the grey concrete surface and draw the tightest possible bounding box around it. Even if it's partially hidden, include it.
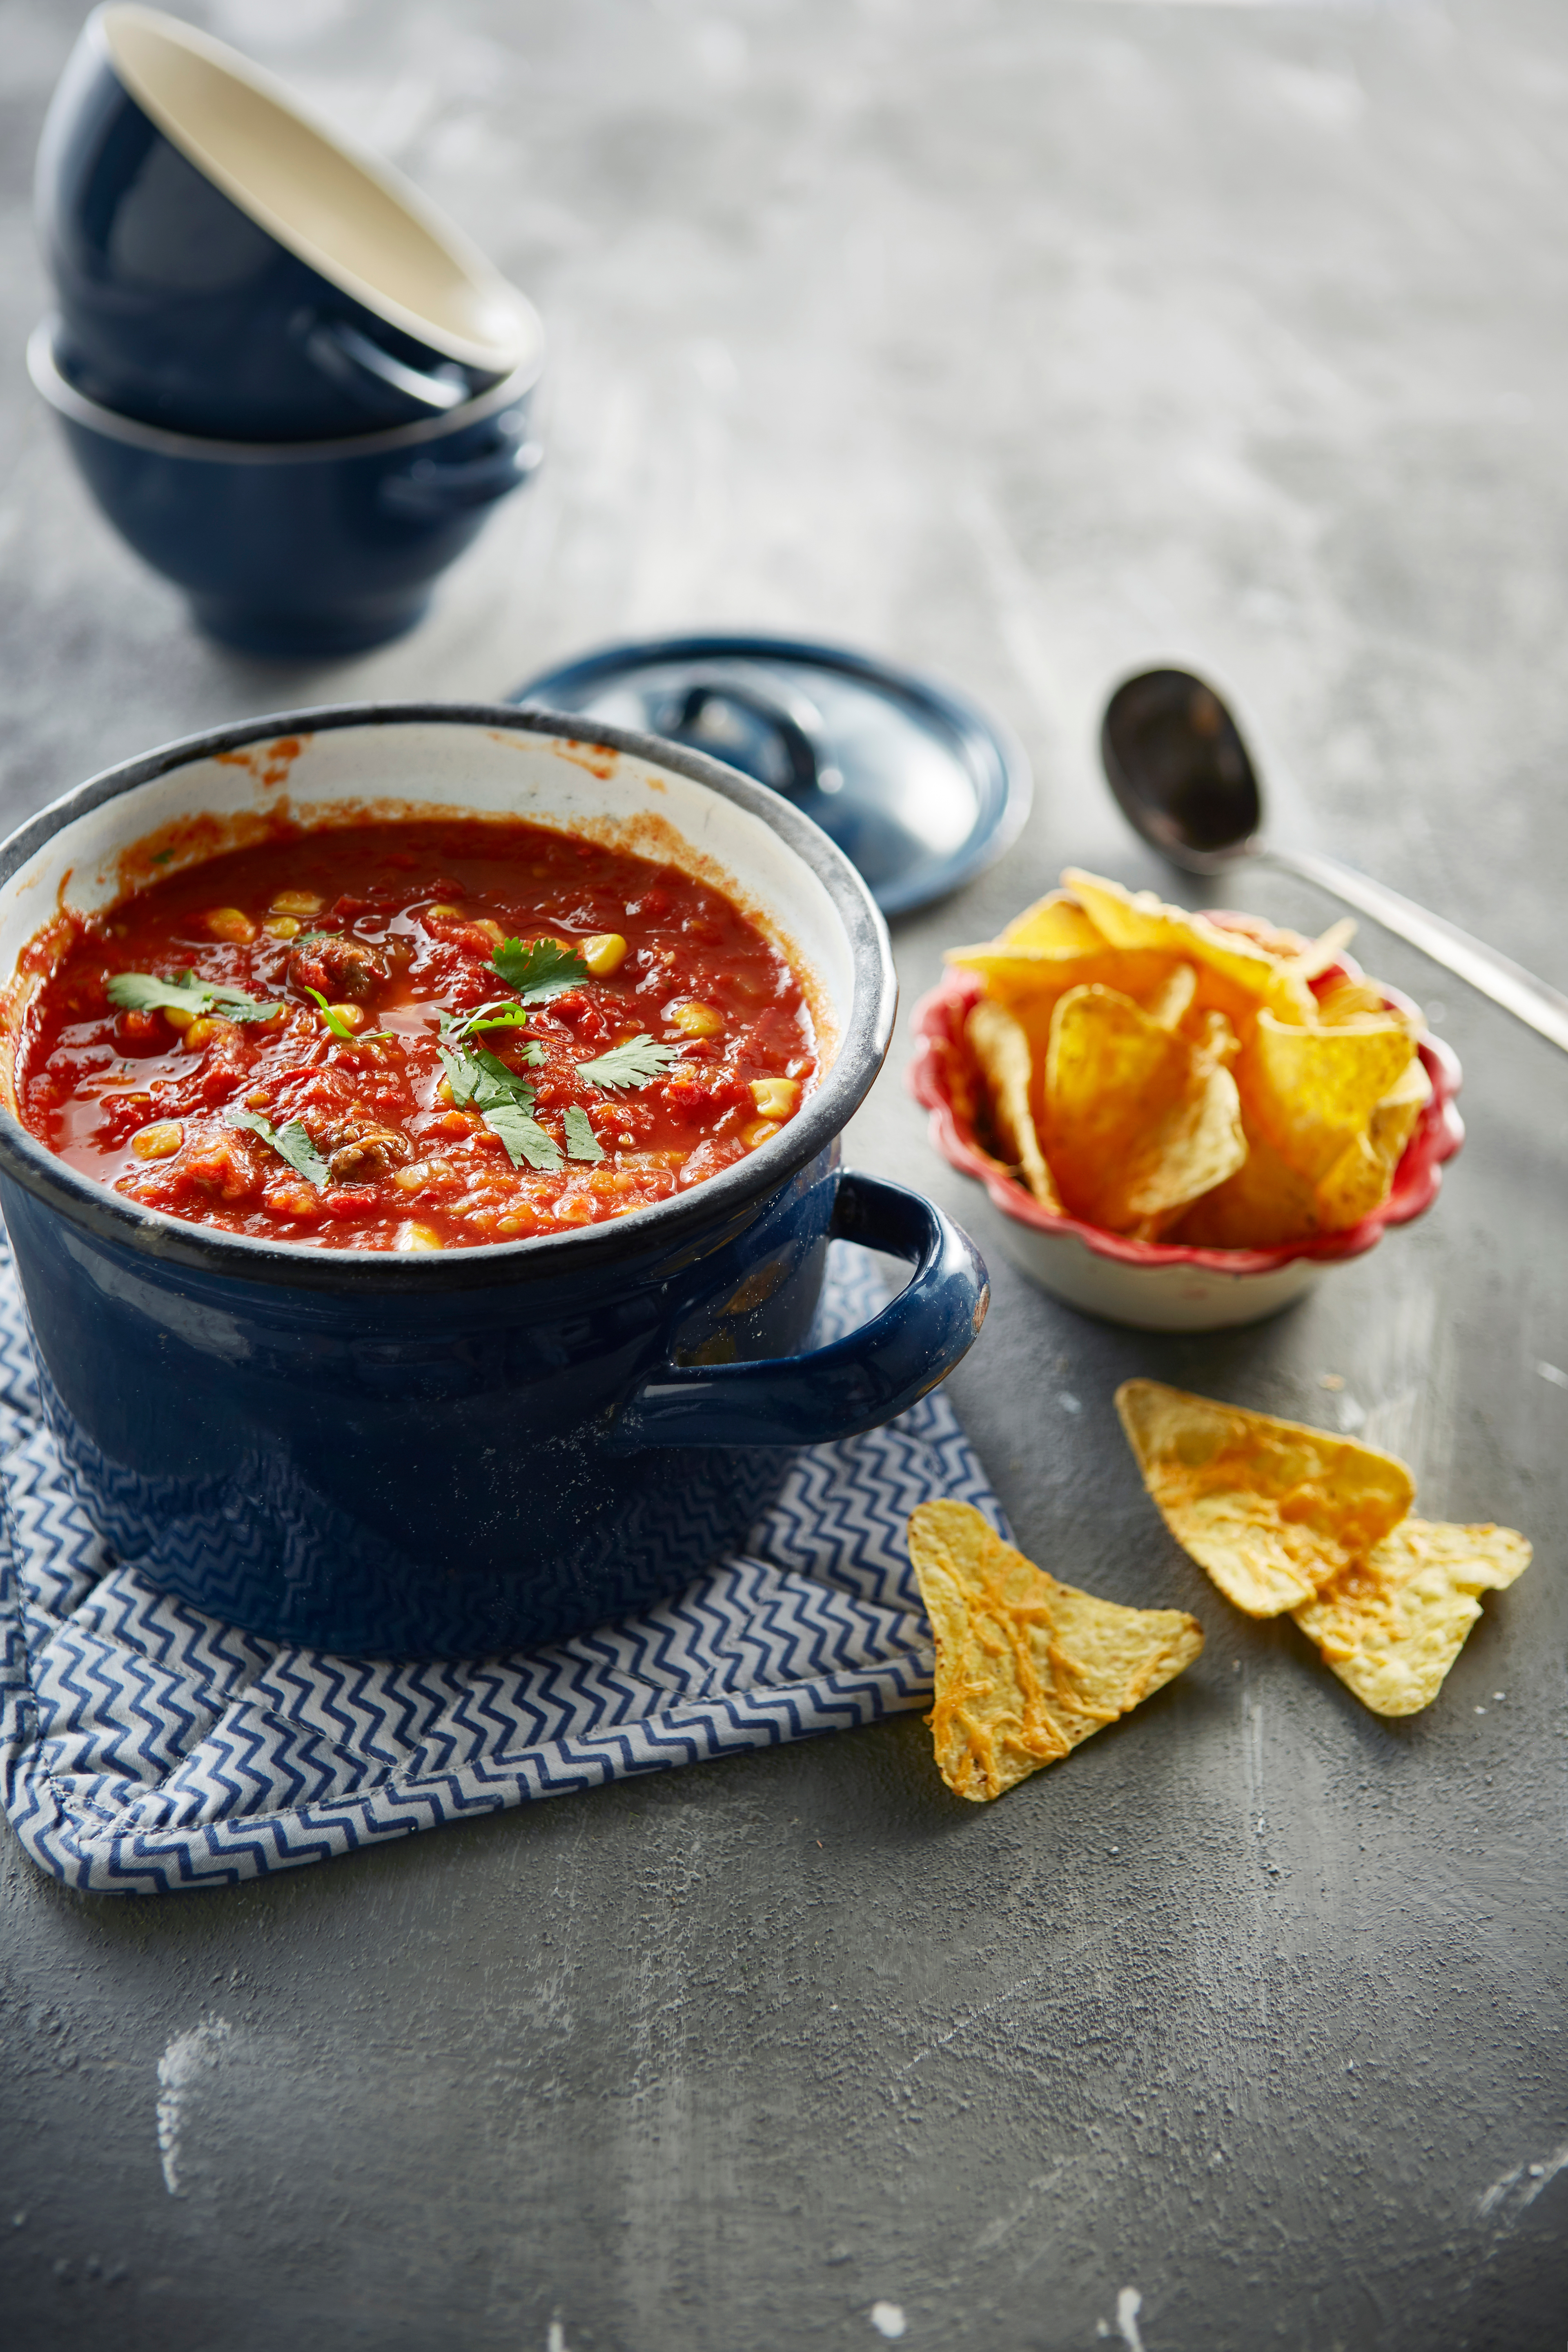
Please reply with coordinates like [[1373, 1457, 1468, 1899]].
[[3, 1, 1567, 2346]]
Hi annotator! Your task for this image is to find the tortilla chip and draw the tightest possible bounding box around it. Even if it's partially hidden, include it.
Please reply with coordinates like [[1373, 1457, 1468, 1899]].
[[907, 1500, 1204, 1801], [1119, 1065, 1247, 1236], [1171, 1112, 1321, 1248], [1145, 962, 1198, 1030], [1062, 868, 1319, 1029], [1000, 890, 1106, 954], [945, 943, 1184, 1021], [1370, 1053, 1432, 1162], [1114, 1380, 1416, 1615], [1046, 984, 1180, 1146], [1243, 1009, 1416, 1183], [967, 997, 1062, 1212], [1287, 917, 1359, 983], [1293, 1519, 1532, 1716], [1313, 972, 1388, 1023], [1043, 986, 1245, 1233]]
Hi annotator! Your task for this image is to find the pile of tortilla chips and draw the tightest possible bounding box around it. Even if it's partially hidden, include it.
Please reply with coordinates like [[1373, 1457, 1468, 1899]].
[[1116, 1380, 1531, 1716], [948, 869, 1432, 1245], [906, 1500, 1203, 1799]]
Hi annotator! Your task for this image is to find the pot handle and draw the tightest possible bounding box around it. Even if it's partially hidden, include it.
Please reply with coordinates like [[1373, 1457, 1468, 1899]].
[[657, 675, 841, 797], [378, 433, 544, 516], [614, 1169, 989, 1449]]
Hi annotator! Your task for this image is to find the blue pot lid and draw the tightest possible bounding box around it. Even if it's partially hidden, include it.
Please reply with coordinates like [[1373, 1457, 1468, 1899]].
[[507, 633, 1031, 916]]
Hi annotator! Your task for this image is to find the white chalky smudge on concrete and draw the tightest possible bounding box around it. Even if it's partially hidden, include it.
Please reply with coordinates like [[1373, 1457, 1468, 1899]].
[[1117, 2286, 1146, 2351], [1479, 2140, 1568, 2219], [155, 2018, 232, 2196], [870, 2304, 906, 2340]]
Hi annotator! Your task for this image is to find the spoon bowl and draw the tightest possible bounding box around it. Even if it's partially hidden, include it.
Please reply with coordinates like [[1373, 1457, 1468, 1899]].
[[1101, 667, 1262, 870]]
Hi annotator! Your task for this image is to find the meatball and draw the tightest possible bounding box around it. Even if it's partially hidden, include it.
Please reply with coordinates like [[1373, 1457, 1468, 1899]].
[[326, 1125, 414, 1184], [288, 934, 388, 1002]]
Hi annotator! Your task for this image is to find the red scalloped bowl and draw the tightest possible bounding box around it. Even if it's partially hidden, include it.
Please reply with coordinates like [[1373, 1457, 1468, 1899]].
[[909, 947, 1463, 1331]]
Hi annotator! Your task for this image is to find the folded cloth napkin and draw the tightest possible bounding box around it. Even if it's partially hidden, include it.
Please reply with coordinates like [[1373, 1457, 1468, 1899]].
[[0, 1236, 1004, 1895]]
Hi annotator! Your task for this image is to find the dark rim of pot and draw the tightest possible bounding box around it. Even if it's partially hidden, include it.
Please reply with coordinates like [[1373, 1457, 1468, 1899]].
[[28, 320, 543, 464], [0, 702, 894, 1294]]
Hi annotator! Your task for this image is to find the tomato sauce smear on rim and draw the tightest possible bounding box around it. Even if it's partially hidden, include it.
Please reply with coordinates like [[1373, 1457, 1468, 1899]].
[[16, 819, 820, 1251]]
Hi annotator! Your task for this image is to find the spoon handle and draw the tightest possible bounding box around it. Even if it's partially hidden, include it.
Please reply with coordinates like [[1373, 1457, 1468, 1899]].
[[1263, 845, 1568, 1052]]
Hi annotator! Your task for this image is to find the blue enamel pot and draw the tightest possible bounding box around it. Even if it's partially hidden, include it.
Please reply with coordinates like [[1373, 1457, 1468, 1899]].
[[0, 706, 989, 1659], [29, 324, 542, 658], [37, 6, 542, 440]]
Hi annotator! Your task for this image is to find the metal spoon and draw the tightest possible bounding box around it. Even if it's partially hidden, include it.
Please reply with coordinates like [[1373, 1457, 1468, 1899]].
[[1101, 667, 1568, 1052]]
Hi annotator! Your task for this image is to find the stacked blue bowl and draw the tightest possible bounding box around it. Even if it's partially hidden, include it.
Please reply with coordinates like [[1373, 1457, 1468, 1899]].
[[31, 4, 545, 655]]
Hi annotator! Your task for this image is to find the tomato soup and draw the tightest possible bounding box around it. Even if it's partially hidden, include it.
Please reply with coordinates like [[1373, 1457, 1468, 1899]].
[[16, 819, 819, 1250]]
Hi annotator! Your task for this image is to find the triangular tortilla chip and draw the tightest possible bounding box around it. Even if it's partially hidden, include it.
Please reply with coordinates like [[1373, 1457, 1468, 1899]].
[[1286, 916, 1358, 983], [945, 942, 1184, 1021], [1000, 890, 1105, 953], [967, 997, 1062, 1212], [906, 1500, 1204, 1801], [1293, 1520, 1532, 1716], [1114, 1380, 1416, 1616], [1062, 868, 1319, 1029], [1043, 987, 1245, 1235], [1144, 962, 1198, 1031], [1241, 1009, 1417, 1184], [1308, 1053, 1435, 1231], [1168, 1110, 1320, 1248]]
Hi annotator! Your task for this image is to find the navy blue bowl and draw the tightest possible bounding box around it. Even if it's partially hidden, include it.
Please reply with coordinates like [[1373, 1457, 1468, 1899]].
[[37, 6, 542, 441], [0, 705, 989, 1658], [29, 323, 542, 656]]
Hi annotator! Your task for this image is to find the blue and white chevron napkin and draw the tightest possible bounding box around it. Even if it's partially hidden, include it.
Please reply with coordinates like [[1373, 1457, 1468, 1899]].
[[0, 1233, 1004, 1895]]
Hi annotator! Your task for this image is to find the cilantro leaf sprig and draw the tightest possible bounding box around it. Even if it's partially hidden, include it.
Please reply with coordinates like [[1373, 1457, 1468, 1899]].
[[437, 1021, 562, 1172], [108, 970, 281, 1023], [224, 1106, 329, 1188], [563, 1106, 604, 1164], [489, 936, 589, 1003], [478, 1097, 563, 1172], [577, 1034, 679, 1091]]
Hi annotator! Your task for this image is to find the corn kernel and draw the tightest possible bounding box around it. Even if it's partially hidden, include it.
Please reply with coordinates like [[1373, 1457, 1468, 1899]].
[[669, 1000, 724, 1039], [749, 1077, 799, 1120], [182, 1017, 220, 1050], [435, 1076, 456, 1107], [265, 1185, 318, 1218], [397, 1222, 443, 1251], [495, 1214, 526, 1237], [392, 1162, 430, 1192], [325, 1001, 366, 1033], [469, 917, 505, 947], [582, 932, 628, 977], [204, 907, 256, 944], [162, 1002, 197, 1032], [264, 916, 301, 940], [245, 1088, 269, 1108], [129, 1121, 182, 1161], [270, 890, 323, 918], [741, 1119, 782, 1149], [424, 903, 463, 923]]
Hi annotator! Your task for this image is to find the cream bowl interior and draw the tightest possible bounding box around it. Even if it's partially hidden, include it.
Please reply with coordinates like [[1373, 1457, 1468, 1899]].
[[99, 4, 537, 371], [0, 715, 853, 1126]]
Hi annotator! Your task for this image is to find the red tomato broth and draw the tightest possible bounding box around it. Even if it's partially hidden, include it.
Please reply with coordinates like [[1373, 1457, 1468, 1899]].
[[17, 819, 820, 1250]]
